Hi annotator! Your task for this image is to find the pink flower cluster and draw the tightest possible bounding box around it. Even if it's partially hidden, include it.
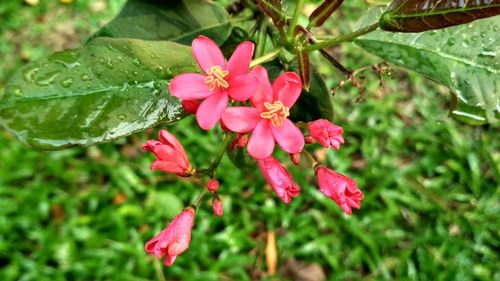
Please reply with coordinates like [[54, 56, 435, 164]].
[[142, 36, 364, 267]]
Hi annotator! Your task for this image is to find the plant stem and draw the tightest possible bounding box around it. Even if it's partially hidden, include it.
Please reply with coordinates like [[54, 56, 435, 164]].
[[286, 0, 304, 40], [256, 20, 268, 57], [250, 48, 281, 67], [208, 132, 233, 175], [193, 188, 209, 207], [302, 149, 319, 169], [306, 22, 379, 52]]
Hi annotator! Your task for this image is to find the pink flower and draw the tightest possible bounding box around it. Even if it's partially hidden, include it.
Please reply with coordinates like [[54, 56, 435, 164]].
[[222, 66, 305, 159], [257, 156, 300, 204], [315, 166, 364, 215], [170, 36, 257, 130], [206, 178, 219, 193], [212, 196, 223, 217], [145, 207, 196, 266], [142, 130, 192, 177], [308, 119, 344, 149]]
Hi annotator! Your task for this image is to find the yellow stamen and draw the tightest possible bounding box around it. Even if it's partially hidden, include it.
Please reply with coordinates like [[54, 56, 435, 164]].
[[260, 101, 290, 128], [204, 65, 229, 91]]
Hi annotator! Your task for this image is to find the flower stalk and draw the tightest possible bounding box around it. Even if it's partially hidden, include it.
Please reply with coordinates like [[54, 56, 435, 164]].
[[306, 22, 379, 51]]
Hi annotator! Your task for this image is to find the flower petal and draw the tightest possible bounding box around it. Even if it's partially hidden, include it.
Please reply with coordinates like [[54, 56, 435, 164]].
[[222, 107, 261, 133], [228, 73, 258, 101], [250, 66, 274, 111], [192, 35, 225, 73], [227, 41, 254, 77], [163, 255, 177, 266], [247, 120, 275, 159], [196, 93, 228, 130], [151, 160, 185, 175], [169, 73, 211, 100], [271, 119, 304, 154], [272, 72, 302, 107]]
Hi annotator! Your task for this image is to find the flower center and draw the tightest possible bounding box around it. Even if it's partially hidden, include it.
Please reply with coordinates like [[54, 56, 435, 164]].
[[260, 101, 290, 128], [204, 65, 229, 91]]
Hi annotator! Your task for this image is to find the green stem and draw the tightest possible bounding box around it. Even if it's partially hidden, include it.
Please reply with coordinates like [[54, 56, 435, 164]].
[[208, 132, 233, 175], [192, 188, 209, 207], [256, 20, 268, 57], [250, 48, 281, 67], [306, 22, 379, 52], [286, 0, 304, 40]]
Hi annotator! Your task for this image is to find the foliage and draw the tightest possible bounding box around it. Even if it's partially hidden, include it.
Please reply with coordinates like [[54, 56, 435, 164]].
[[0, 0, 499, 280]]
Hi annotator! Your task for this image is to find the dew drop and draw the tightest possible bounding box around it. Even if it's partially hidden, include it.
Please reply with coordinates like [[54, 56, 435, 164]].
[[61, 78, 74, 88], [118, 114, 126, 120], [81, 74, 92, 81], [7, 85, 23, 97], [446, 38, 455, 46], [106, 59, 114, 69], [23, 65, 39, 83]]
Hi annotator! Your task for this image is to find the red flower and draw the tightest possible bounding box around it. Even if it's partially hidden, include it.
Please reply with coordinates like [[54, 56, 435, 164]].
[[206, 178, 219, 193], [145, 207, 196, 266], [316, 166, 363, 215], [170, 36, 257, 130], [257, 156, 300, 204], [222, 66, 305, 159], [308, 119, 344, 149], [212, 196, 223, 217], [142, 130, 192, 177]]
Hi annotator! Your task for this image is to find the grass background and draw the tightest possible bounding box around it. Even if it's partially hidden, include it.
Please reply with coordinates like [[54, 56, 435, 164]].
[[0, 0, 498, 280]]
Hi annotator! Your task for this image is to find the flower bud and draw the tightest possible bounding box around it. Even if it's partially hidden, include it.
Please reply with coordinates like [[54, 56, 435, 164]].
[[315, 166, 363, 215], [212, 196, 223, 217], [145, 207, 196, 266], [307, 119, 344, 149], [206, 178, 219, 193], [181, 100, 201, 115], [229, 134, 248, 151], [258, 157, 300, 204], [290, 153, 300, 165], [143, 130, 192, 177]]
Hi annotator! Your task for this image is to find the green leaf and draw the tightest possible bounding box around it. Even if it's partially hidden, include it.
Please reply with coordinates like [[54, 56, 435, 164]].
[[92, 0, 232, 45], [0, 38, 197, 150], [264, 60, 334, 122], [381, 0, 500, 32], [356, 17, 499, 125]]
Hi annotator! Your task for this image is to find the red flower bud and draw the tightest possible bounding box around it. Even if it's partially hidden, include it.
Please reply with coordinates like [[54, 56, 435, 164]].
[[143, 130, 192, 177], [315, 166, 363, 215], [181, 100, 201, 115], [229, 134, 249, 151], [206, 178, 219, 193], [308, 119, 344, 149], [212, 196, 223, 217], [290, 153, 300, 165], [258, 157, 300, 204], [145, 207, 196, 266]]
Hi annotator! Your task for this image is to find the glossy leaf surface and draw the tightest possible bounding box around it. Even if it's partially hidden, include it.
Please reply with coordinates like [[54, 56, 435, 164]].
[[356, 17, 499, 124], [381, 0, 500, 32], [93, 0, 232, 45], [0, 38, 197, 150]]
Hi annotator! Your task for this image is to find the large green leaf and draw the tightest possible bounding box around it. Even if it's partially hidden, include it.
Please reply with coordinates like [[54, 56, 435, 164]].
[[92, 0, 232, 45], [381, 0, 500, 32], [0, 38, 197, 150], [356, 17, 499, 125]]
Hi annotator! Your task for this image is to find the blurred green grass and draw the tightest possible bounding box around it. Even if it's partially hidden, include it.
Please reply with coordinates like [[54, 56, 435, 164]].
[[0, 1, 499, 280]]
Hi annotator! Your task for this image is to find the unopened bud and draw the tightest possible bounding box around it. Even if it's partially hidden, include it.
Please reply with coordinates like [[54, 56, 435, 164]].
[[305, 136, 316, 144], [229, 134, 248, 151], [290, 153, 300, 165], [206, 178, 219, 193], [212, 196, 223, 217]]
